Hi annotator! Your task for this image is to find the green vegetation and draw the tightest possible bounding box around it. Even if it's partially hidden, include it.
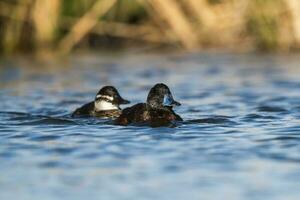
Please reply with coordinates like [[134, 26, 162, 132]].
[[246, 0, 282, 51], [0, 0, 300, 55]]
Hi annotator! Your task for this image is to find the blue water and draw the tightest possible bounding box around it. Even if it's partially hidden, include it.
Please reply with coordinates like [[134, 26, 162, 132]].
[[0, 53, 300, 200]]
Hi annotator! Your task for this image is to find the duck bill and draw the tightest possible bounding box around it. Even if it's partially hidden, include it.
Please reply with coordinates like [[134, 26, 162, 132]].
[[114, 96, 130, 105], [163, 94, 181, 107]]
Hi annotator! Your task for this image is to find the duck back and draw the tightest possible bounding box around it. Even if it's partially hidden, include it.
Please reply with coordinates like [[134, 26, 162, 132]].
[[114, 103, 149, 125], [72, 102, 94, 117], [115, 103, 182, 127]]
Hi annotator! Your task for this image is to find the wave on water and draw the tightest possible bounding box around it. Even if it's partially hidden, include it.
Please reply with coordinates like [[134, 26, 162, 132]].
[[0, 111, 77, 126]]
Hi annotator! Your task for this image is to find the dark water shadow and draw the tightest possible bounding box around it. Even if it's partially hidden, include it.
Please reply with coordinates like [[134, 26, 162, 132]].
[[184, 116, 236, 125], [0, 111, 77, 126], [257, 105, 288, 113]]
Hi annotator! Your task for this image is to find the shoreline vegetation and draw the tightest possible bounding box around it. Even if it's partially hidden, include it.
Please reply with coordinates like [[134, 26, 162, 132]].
[[1, 0, 300, 56]]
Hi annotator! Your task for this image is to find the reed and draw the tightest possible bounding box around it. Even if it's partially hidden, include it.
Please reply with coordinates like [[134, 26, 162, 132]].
[[147, 0, 198, 49], [32, 0, 60, 49], [1, 0, 300, 55], [286, 0, 300, 45], [58, 0, 117, 54], [0, 0, 31, 54]]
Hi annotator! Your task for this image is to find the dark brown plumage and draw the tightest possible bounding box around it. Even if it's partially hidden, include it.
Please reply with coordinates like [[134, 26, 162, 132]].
[[71, 86, 129, 118], [72, 102, 122, 118], [115, 83, 182, 127]]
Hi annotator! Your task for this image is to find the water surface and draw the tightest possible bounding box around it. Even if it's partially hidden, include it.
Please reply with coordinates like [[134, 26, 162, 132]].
[[0, 53, 300, 200]]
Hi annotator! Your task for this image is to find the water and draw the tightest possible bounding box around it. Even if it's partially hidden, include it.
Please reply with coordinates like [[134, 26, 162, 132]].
[[0, 52, 300, 200]]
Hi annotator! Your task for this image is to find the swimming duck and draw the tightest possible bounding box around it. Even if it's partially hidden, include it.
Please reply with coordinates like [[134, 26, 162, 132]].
[[115, 83, 182, 127], [72, 86, 130, 118]]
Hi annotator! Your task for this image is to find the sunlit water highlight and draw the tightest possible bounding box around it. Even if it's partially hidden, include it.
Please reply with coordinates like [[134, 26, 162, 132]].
[[0, 53, 300, 200]]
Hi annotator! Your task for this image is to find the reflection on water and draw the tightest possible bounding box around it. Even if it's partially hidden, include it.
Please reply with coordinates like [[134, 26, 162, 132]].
[[0, 53, 300, 200]]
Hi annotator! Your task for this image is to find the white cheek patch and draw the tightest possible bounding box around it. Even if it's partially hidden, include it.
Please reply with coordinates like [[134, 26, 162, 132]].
[[96, 95, 114, 101], [95, 101, 118, 111]]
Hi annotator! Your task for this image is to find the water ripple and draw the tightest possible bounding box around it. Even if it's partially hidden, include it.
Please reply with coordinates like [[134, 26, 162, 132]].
[[1, 54, 300, 200]]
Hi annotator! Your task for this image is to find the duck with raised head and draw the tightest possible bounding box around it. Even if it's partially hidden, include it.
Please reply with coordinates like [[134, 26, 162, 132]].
[[72, 86, 130, 118], [115, 83, 182, 127]]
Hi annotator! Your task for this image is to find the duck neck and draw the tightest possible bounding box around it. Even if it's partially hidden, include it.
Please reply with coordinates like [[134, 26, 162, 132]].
[[147, 103, 170, 112]]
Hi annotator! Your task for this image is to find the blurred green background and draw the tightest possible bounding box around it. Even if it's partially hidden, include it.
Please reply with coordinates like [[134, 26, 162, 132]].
[[1, 0, 300, 56]]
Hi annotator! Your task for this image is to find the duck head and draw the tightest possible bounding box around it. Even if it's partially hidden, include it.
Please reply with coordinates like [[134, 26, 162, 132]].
[[146, 83, 181, 110], [94, 86, 130, 111]]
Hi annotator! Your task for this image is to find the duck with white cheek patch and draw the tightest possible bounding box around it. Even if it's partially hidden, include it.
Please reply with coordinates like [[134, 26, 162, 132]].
[[72, 86, 130, 118], [115, 83, 182, 127]]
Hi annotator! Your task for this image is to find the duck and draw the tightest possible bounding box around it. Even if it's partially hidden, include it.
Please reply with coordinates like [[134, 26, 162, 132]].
[[115, 83, 182, 127], [72, 86, 130, 118]]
